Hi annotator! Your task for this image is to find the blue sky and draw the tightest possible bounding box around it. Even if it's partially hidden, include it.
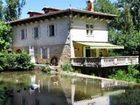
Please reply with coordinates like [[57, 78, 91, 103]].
[[21, 0, 86, 18], [21, 0, 116, 19]]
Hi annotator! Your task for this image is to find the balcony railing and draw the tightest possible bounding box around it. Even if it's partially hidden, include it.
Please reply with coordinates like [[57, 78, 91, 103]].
[[71, 56, 139, 67]]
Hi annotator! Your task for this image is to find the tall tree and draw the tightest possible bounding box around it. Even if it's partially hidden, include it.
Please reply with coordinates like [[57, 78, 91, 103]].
[[108, 0, 140, 60], [0, 0, 3, 20], [94, 0, 140, 59], [4, 0, 26, 21], [94, 0, 118, 14]]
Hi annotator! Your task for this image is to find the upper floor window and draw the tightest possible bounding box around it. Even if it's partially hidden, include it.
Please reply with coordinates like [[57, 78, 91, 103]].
[[33, 27, 39, 39], [20, 29, 27, 40], [49, 25, 55, 37], [86, 24, 94, 35]]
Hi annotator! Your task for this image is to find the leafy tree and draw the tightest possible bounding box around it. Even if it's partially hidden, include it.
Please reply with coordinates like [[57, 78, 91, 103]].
[[94, 0, 118, 14], [108, 0, 140, 58], [0, 21, 11, 51], [0, 0, 3, 20], [3, 0, 26, 21], [94, 0, 140, 65]]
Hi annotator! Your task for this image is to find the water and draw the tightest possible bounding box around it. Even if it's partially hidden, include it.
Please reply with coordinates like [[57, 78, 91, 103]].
[[0, 71, 140, 105]]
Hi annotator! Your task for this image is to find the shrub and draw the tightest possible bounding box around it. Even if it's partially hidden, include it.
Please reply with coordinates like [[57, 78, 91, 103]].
[[0, 51, 34, 71], [109, 65, 140, 83], [41, 64, 51, 74], [62, 62, 73, 72]]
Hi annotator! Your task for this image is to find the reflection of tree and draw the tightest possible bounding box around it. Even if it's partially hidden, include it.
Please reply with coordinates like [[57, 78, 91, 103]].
[[74, 90, 91, 101], [110, 89, 140, 105]]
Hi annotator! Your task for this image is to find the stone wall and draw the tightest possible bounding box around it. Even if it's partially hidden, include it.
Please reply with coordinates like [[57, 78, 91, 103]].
[[13, 44, 71, 66]]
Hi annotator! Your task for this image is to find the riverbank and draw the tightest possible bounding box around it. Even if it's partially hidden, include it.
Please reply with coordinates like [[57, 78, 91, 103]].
[[60, 71, 139, 88]]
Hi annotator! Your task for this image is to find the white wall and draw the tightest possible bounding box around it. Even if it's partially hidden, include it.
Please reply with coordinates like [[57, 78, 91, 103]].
[[70, 18, 108, 42], [12, 18, 70, 47]]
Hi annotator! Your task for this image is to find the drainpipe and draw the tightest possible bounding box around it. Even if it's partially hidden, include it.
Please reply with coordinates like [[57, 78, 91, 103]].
[[68, 10, 75, 58]]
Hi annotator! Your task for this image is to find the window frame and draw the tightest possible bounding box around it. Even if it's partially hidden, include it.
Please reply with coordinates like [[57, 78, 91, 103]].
[[20, 29, 27, 40], [49, 24, 55, 37], [86, 24, 94, 36], [33, 26, 39, 39], [40, 47, 50, 59]]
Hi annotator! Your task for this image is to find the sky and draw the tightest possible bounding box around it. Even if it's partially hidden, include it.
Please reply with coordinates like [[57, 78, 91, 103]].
[[21, 0, 87, 18], [21, 0, 116, 19]]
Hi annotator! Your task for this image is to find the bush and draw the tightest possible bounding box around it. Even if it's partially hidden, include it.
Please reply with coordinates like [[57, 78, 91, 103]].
[[62, 62, 73, 72], [109, 65, 140, 83], [0, 51, 34, 71], [41, 64, 51, 74]]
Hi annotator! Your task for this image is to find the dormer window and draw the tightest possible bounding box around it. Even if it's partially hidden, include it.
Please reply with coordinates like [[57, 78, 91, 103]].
[[20, 29, 27, 40], [86, 24, 94, 35]]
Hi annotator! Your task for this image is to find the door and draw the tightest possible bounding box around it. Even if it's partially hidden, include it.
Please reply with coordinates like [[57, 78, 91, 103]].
[[86, 48, 91, 57]]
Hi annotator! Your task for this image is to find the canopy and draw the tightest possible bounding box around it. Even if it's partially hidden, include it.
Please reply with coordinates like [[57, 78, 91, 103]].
[[76, 42, 124, 49]]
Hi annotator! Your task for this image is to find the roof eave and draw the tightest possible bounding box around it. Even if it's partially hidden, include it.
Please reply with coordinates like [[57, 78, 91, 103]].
[[9, 9, 116, 26]]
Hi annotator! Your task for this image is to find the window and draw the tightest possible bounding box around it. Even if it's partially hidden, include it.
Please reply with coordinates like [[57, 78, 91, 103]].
[[40, 48, 49, 59], [49, 25, 55, 36], [34, 27, 39, 39], [86, 24, 94, 35], [20, 29, 27, 40]]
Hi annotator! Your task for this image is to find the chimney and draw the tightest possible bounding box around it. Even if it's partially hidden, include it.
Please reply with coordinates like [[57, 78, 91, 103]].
[[86, 0, 94, 12], [42, 7, 60, 14], [27, 11, 44, 17]]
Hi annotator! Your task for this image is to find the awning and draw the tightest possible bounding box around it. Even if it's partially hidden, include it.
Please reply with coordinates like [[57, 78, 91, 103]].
[[76, 42, 124, 49]]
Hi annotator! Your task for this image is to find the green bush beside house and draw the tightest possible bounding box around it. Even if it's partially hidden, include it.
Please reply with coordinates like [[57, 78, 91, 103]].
[[109, 65, 140, 83], [0, 51, 34, 71]]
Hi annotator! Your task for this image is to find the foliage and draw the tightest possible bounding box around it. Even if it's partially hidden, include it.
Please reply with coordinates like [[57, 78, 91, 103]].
[[41, 64, 51, 74], [111, 89, 140, 105], [0, 51, 34, 71], [94, 0, 118, 14], [62, 62, 73, 72], [0, 0, 3, 20], [0, 0, 26, 21], [109, 65, 140, 83], [94, 0, 140, 57], [107, 0, 140, 56], [3, 0, 26, 21], [0, 21, 12, 51]]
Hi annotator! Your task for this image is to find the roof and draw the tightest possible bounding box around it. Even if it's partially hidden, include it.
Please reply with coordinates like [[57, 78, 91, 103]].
[[10, 8, 117, 26]]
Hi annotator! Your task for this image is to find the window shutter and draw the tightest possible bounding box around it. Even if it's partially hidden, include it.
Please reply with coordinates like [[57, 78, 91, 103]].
[[20, 30, 21, 40], [25, 28, 27, 39], [32, 28, 34, 38], [55, 24, 57, 36], [39, 26, 41, 39], [40, 48, 43, 59], [47, 48, 50, 59]]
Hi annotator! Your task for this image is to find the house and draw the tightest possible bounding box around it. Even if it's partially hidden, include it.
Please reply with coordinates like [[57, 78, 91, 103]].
[[10, 0, 138, 67]]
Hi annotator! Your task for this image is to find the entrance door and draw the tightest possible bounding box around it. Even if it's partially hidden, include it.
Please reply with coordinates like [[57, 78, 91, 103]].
[[86, 48, 91, 57]]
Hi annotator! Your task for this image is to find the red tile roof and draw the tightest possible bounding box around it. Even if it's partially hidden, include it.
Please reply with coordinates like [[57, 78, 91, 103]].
[[10, 8, 116, 25]]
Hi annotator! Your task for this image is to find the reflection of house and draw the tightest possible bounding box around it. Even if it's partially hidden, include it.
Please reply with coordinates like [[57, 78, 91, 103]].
[[10, 0, 138, 66]]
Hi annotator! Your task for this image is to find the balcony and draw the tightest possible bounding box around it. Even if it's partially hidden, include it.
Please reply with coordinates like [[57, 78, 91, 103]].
[[71, 56, 139, 67]]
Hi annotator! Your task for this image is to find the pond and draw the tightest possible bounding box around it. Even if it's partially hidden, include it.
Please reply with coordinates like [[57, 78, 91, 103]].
[[0, 71, 140, 105]]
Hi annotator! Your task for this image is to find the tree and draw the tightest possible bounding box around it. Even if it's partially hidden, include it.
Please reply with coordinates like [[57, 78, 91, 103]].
[[108, 0, 140, 65], [94, 0, 140, 63], [0, 0, 3, 20], [0, 21, 12, 51], [3, 0, 26, 21], [94, 0, 118, 14]]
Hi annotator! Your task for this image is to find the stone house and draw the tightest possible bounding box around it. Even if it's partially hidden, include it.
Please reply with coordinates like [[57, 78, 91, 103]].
[[10, 0, 138, 67]]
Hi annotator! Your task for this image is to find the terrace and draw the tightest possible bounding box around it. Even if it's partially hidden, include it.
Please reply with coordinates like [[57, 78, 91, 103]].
[[71, 56, 139, 67]]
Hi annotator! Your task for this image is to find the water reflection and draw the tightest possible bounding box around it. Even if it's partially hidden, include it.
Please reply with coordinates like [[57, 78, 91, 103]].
[[0, 71, 140, 105]]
